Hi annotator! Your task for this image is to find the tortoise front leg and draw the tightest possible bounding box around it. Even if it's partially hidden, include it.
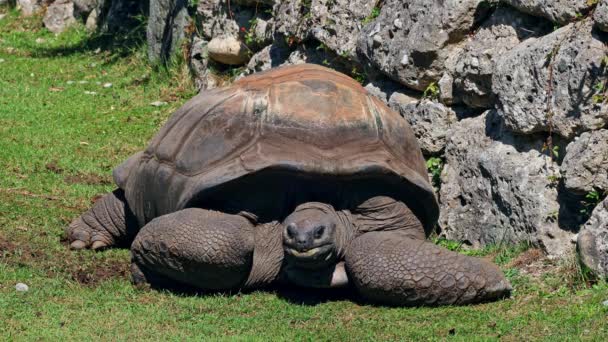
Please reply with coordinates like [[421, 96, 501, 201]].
[[66, 189, 138, 250], [345, 231, 512, 306], [131, 208, 283, 291]]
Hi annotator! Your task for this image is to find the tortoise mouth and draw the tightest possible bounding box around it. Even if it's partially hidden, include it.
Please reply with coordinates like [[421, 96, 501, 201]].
[[283, 244, 335, 267]]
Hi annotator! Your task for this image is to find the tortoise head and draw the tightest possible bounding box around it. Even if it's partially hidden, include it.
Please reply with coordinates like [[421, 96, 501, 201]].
[[282, 202, 344, 270]]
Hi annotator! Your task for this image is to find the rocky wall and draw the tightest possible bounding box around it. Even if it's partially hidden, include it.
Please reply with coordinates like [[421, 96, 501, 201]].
[[28, 1, 608, 272]]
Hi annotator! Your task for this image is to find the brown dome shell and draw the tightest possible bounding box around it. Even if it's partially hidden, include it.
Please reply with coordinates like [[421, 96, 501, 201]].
[[114, 64, 439, 233]]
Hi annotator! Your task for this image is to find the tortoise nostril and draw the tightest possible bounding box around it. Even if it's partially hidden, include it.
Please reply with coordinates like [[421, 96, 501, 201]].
[[314, 226, 325, 240]]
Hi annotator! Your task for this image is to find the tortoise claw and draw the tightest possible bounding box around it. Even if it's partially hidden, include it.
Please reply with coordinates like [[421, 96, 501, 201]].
[[70, 240, 87, 250], [91, 241, 108, 251]]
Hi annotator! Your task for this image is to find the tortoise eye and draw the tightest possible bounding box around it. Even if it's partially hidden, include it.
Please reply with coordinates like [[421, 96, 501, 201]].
[[314, 226, 325, 239], [286, 224, 297, 239]]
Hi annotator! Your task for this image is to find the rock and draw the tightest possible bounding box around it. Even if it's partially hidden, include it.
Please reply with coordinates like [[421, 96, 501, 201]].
[[561, 129, 608, 196], [241, 42, 292, 75], [73, 0, 96, 18], [150, 101, 168, 107], [577, 197, 608, 278], [493, 20, 608, 138], [232, 0, 276, 5], [452, 6, 551, 108], [103, 83, 112, 88], [388, 97, 457, 155], [43, 0, 78, 34], [207, 35, 250, 65], [196, 0, 256, 41], [363, 77, 407, 105], [595, 0, 608, 32], [147, 0, 190, 63], [85, 8, 98, 31], [18, 0, 44, 17], [501, 0, 592, 24], [275, 0, 375, 61], [15, 283, 29, 292], [439, 111, 573, 256], [357, 0, 495, 92]]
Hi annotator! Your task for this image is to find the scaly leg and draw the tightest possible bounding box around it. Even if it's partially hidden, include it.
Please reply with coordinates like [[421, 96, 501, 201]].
[[345, 231, 512, 306], [131, 208, 282, 291], [66, 189, 138, 250]]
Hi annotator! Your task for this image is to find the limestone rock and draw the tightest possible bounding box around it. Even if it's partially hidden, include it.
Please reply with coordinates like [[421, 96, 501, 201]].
[[357, 0, 495, 92], [595, 0, 608, 32], [577, 197, 608, 278], [207, 35, 250, 65], [196, 0, 256, 41], [275, 0, 375, 62], [147, 0, 190, 63], [85, 8, 98, 31], [501, 0, 593, 24], [43, 0, 77, 34], [18, 0, 44, 16], [73, 0, 96, 18], [493, 20, 608, 138], [439, 111, 573, 256], [561, 129, 608, 196], [388, 97, 457, 155], [452, 6, 551, 108]]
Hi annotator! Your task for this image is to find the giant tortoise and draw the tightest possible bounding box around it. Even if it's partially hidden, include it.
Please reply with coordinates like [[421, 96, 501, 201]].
[[66, 64, 511, 306]]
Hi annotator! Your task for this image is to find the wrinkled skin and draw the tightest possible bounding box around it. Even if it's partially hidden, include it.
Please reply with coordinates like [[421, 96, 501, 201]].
[[67, 194, 511, 306]]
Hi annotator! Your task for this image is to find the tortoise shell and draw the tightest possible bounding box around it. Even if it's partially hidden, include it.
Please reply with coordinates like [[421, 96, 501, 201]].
[[114, 64, 439, 233]]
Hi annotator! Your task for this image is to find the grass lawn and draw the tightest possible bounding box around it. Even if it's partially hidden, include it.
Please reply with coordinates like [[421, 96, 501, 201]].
[[1, 8, 607, 341]]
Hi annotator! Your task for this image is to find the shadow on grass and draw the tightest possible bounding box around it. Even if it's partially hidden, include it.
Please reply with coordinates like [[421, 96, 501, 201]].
[[30, 26, 148, 63]]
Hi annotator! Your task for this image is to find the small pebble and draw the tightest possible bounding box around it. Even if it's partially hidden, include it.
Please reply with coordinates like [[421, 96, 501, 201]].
[[150, 101, 168, 107], [78, 81, 89, 84], [66, 80, 74, 85], [15, 283, 29, 292], [84, 91, 97, 95], [103, 83, 113, 88], [603, 300, 608, 307]]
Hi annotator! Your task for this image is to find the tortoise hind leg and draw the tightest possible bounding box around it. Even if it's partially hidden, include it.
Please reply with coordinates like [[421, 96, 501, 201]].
[[131, 208, 266, 291], [345, 231, 512, 306], [67, 189, 138, 250]]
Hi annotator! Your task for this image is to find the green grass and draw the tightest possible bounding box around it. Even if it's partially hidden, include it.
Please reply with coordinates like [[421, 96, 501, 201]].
[[1, 9, 608, 340]]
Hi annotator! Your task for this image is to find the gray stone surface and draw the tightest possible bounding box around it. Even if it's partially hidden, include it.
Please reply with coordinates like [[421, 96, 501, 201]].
[[389, 97, 457, 155], [43, 0, 77, 34], [561, 129, 608, 196], [577, 197, 608, 278], [452, 6, 551, 108], [73, 0, 97, 18], [18, 0, 44, 16], [493, 20, 608, 138], [357, 0, 495, 92], [275, 0, 374, 62], [439, 111, 573, 256], [595, 0, 608, 32], [502, 0, 592, 24], [207, 35, 250, 65], [147, 0, 190, 63]]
